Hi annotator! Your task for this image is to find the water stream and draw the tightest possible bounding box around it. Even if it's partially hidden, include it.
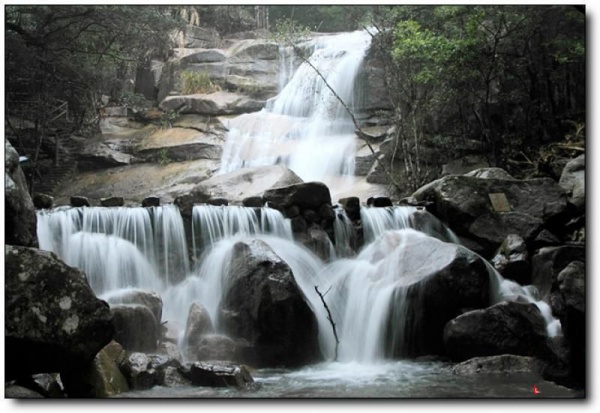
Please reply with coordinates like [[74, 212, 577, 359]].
[[34, 30, 568, 397]]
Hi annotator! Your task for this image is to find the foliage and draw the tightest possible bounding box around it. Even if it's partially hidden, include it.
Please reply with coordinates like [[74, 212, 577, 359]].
[[180, 71, 221, 95], [5, 5, 184, 128], [159, 110, 180, 129], [157, 148, 171, 166]]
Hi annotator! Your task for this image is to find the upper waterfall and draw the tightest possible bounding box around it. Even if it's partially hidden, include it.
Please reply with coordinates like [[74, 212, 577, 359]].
[[219, 30, 372, 192]]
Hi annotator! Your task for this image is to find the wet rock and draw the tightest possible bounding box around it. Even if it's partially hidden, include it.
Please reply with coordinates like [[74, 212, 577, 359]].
[[412, 175, 569, 256], [142, 196, 161, 207], [302, 209, 319, 224], [263, 181, 331, 211], [242, 196, 264, 207], [284, 205, 301, 218], [5, 140, 38, 247], [290, 216, 307, 233], [183, 302, 215, 356], [452, 354, 544, 376], [338, 197, 361, 221], [367, 196, 392, 207], [180, 361, 253, 388], [195, 334, 239, 362], [295, 227, 334, 262], [533, 229, 561, 248], [110, 304, 159, 352], [490, 234, 530, 285], [103, 289, 163, 327], [5, 246, 114, 381], [30, 373, 65, 398], [70, 195, 91, 207], [208, 197, 228, 206], [319, 204, 336, 222], [443, 301, 549, 362], [100, 196, 124, 207], [33, 193, 54, 210], [120, 352, 158, 391], [558, 154, 585, 212], [441, 155, 489, 176], [162, 366, 191, 387], [375, 231, 490, 357], [219, 239, 321, 367]]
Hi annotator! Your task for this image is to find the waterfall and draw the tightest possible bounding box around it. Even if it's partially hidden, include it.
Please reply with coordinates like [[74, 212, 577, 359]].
[[219, 30, 372, 192], [332, 206, 357, 257], [36, 205, 190, 289]]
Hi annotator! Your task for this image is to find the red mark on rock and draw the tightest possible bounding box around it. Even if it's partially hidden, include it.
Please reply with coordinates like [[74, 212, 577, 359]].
[[533, 385, 541, 395]]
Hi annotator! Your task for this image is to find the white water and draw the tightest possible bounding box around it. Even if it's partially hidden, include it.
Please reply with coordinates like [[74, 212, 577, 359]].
[[219, 30, 372, 194]]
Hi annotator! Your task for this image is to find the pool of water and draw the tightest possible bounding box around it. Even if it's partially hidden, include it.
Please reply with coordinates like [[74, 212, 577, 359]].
[[116, 361, 578, 399]]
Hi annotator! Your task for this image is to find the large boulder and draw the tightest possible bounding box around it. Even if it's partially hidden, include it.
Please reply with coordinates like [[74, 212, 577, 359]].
[[5, 246, 114, 380], [135, 127, 224, 162], [443, 301, 549, 362], [182, 302, 215, 356], [195, 334, 240, 362], [218, 239, 321, 367], [263, 181, 332, 211], [412, 175, 569, 256], [451, 354, 544, 376], [110, 304, 159, 353], [103, 289, 163, 326], [77, 142, 133, 171], [367, 230, 491, 357], [558, 154, 585, 212], [175, 165, 302, 217], [464, 167, 515, 180], [5, 140, 38, 247]]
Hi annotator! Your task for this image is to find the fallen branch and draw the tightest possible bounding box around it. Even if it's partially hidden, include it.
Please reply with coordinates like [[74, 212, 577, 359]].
[[315, 285, 339, 362]]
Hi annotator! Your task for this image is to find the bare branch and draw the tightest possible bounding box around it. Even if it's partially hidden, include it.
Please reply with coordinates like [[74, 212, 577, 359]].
[[315, 285, 340, 362]]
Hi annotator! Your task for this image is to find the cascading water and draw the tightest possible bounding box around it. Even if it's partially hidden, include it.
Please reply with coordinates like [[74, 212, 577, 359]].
[[32, 29, 568, 396], [219, 30, 372, 193]]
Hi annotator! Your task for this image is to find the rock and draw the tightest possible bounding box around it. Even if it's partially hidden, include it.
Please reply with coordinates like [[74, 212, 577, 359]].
[[319, 203, 336, 222], [465, 167, 515, 180], [207, 197, 228, 206], [195, 334, 239, 362], [162, 366, 191, 387], [290, 216, 307, 233], [358, 126, 389, 142], [78, 142, 133, 171], [412, 175, 569, 257], [284, 205, 301, 218], [369, 230, 490, 357], [33, 193, 54, 209], [490, 234, 530, 285], [302, 209, 319, 224], [533, 229, 561, 248], [355, 152, 376, 176], [558, 154, 585, 212], [4, 384, 44, 398], [159, 341, 182, 362], [159, 92, 265, 116], [120, 352, 158, 391], [367, 196, 392, 207], [183, 25, 220, 49], [100, 196, 124, 207], [230, 40, 279, 61], [29, 373, 65, 398], [338, 197, 361, 221], [110, 304, 159, 352], [441, 155, 490, 176], [70, 195, 91, 207], [61, 341, 129, 397], [219, 239, 321, 367], [531, 246, 585, 303], [183, 302, 215, 355], [443, 301, 549, 362], [142, 196, 161, 208], [295, 227, 334, 262], [557, 261, 585, 385], [5, 246, 114, 380], [242, 196, 264, 207], [263, 181, 331, 211], [180, 49, 227, 64], [179, 361, 253, 388], [103, 289, 163, 327], [452, 354, 543, 376], [175, 165, 303, 217], [172, 114, 228, 133], [5, 140, 38, 247], [135, 127, 224, 162]]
